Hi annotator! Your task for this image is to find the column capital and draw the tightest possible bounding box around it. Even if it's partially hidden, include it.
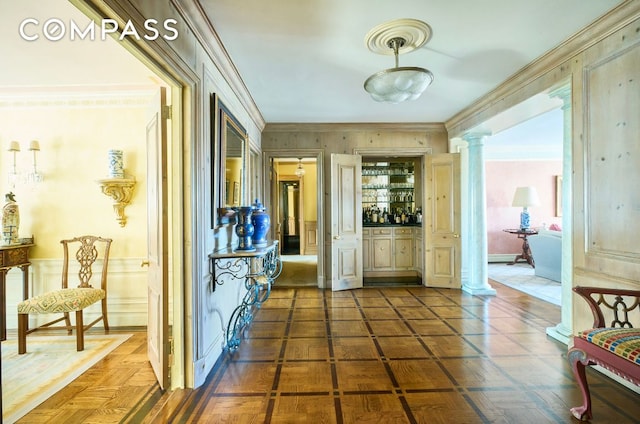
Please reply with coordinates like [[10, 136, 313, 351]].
[[462, 131, 491, 146], [550, 84, 571, 109]]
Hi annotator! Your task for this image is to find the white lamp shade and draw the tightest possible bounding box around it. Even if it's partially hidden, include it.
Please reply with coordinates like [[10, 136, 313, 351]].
[[512, 186, 540, 207]]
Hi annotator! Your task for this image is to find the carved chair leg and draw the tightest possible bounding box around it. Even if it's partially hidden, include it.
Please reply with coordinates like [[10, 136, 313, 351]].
[[568, 348, 593, 421], [75, 310, 84, 351], [18, 313, 28, 354], [101, 298, 109, 332], [64, 311, 72, 335]]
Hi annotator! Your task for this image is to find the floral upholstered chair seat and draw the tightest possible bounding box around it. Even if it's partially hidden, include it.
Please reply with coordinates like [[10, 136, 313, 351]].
[[18, 287, 105, 314], [17, 235, 112, 354]]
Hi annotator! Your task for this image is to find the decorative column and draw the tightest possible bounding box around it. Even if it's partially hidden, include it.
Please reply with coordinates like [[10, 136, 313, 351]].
[[462, 132, 496, 295], [546, 84, 573, 344]]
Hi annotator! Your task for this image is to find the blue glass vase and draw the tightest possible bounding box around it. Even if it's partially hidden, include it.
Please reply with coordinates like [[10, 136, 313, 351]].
[[251, 199, 270, 248], [235, 206, 255, 251]]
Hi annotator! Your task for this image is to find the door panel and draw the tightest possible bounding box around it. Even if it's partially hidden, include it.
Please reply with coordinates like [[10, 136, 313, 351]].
[[425, 154, 461, 288], [146, 87, 169, 389], [330, 154, 362, 291]]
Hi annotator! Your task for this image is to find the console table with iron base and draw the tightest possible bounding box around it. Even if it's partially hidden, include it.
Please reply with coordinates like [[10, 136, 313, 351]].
[[209, 241, 281, 351]]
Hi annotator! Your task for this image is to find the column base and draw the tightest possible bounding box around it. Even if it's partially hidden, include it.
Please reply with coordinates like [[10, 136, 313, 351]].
[[546, 323, 571, 345], [462, 285, 496, 296]]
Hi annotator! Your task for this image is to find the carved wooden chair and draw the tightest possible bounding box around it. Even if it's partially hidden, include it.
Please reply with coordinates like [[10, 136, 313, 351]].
[[568, 286, 640, 421], [17, 235, 112, 354]]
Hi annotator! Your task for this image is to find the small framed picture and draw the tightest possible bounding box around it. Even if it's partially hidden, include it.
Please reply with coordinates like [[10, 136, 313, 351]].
[[233, 182, 240, 206]]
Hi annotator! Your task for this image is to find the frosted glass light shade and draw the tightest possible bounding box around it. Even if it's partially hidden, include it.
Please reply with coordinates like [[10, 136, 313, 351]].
[[364, 67, 434, 103]]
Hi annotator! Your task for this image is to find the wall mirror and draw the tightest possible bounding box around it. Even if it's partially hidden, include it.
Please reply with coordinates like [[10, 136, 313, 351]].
[[249, 145, 261, 204], [218, 101, 247, 222]]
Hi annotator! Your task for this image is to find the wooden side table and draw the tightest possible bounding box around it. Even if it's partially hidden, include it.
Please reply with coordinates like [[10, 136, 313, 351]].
[[503, 228, 538, 268], [0, 243, 34, 341]]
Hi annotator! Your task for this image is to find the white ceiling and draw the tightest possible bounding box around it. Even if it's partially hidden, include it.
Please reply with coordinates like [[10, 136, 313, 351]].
[[0, 0, 623, 126], [202, 0, 623, 123]]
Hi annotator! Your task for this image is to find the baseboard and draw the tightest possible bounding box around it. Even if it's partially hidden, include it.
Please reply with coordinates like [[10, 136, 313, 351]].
[[488, 254, 516, 263], [594, 365, 640, 394]]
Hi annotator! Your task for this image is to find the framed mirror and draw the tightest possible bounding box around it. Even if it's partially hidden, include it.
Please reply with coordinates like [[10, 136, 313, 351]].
[[217, 101, 248, 223], [249, 145, 261, 205]]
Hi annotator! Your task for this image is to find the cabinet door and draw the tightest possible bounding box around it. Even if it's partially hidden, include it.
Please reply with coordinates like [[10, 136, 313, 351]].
[[394, 237, 414, 269], [362, 234, 371, 271], [372, 238, 393, 269]]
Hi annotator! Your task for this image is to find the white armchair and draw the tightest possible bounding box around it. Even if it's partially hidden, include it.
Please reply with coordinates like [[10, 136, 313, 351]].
[[528, 229, 562, 282]]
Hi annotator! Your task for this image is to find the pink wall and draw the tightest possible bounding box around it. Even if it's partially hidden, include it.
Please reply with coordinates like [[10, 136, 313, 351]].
[[486, 160, 562, 255]]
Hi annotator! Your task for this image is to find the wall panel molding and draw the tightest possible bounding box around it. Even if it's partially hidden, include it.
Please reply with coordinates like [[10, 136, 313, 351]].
[[3, 258, 148, 329]]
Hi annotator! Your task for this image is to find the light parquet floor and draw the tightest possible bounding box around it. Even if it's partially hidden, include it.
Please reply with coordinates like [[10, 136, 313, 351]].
[[17, 282, 640, 423]]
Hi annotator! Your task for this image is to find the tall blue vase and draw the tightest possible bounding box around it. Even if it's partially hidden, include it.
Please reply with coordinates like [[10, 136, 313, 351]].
[[235, 206, 255, 251], [251, 199, 270, 248]]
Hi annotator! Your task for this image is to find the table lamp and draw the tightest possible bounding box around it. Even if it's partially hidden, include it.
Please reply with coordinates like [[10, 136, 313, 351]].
[[512, 186, 540, 230]]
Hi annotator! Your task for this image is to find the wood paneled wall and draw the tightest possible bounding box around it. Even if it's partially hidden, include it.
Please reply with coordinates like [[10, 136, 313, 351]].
[[446, 2, 640, 333], [262, 123, 449, 286]]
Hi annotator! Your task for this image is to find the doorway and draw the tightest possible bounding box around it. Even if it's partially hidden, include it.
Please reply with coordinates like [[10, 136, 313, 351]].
[[266, 155, 322, 287], [279, 179, 302, 255], [67, 0, 182, 389]]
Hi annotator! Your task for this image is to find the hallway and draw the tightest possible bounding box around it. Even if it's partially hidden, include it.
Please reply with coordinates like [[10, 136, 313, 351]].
[[15, 284, 639, 423], [130, 283, 637, 423]]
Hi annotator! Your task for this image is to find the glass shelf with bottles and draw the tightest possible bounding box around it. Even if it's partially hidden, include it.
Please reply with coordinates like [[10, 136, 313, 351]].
[[362, 161, 414, 207], [362, 161, 414, 176]]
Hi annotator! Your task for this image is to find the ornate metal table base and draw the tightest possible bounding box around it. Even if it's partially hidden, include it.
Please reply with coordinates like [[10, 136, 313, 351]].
[[209, 241, 281, 351]]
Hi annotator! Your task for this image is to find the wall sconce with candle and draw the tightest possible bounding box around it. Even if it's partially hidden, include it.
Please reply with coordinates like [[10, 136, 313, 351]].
[[7, 141, 20, 188], [6, 140, 44, 188], [27, 140, 43, 184], [97, 149, 136, 227]]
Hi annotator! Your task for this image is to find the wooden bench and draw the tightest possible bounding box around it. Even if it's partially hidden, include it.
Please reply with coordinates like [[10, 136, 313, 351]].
[[568, 286, 640, 421]]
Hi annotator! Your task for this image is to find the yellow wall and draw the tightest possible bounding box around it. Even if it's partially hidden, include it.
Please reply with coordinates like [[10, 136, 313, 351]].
[[225, 157, 242, 206], [275, 161, 317, 221], [0, 95, 150, 258]]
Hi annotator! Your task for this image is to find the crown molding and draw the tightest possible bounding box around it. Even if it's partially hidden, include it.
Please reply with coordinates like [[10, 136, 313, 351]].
[[0, 85, 156, 109], [264, 122, 447, 133], [445, 1, 640, 136], [172, 0, 265, 131]]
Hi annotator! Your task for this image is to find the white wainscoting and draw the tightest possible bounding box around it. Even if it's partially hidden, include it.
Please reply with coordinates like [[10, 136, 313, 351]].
[[488, 254, 517, 263], [3, 258, 148, 331], [304, 221, 318, 255]]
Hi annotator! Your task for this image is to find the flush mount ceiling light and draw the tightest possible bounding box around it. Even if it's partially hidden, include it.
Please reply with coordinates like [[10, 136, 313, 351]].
[[364, 19, 434, 103]]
